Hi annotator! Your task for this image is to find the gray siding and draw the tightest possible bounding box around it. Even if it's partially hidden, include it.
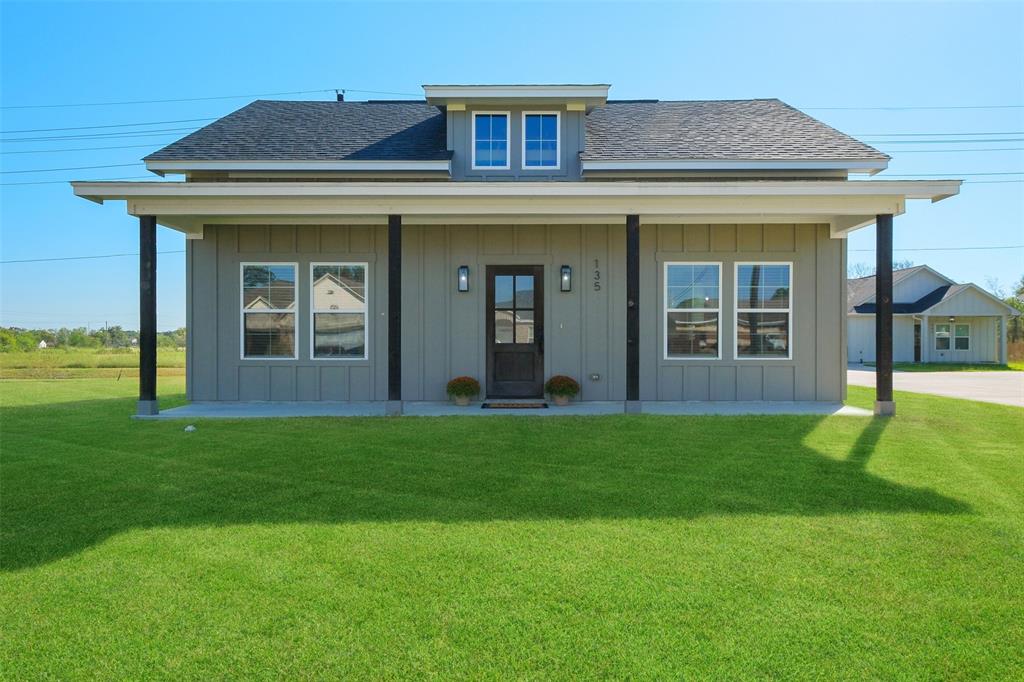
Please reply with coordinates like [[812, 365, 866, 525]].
[[448, 106, 585, 180], [186, 225, 389, 401], [187, 223, 847, 402], [926, 316, 1000, 363]]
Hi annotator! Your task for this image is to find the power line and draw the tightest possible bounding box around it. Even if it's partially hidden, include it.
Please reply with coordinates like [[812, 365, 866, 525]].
[[1, 127, 198, 143], [0, 162, 143, 175], [0, 86, 421, 110], [806, 104, 1024, 111], [0, 117, 216, 134], [856, 131, 1024, 137], [863, 138, 1024, 144], [878, 148, 1024, 154], [0, 175, 155, 186], [2, 250, 185, 264], [1, 143, 169, 155], [879, 171, 1024, 177]]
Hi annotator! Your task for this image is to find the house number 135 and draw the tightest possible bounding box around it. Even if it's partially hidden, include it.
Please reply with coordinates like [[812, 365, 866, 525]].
[[593, 259, 602, 291]]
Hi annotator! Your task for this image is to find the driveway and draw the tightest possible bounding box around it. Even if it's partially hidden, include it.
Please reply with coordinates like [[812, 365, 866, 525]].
[[848, 364, 1024, 408]]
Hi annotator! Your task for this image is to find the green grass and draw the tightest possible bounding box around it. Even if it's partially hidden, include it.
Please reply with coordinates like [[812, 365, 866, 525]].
[[1, 379, 1021, 679], [0, 348, 186, 379], [863, 360, 1021, 372]]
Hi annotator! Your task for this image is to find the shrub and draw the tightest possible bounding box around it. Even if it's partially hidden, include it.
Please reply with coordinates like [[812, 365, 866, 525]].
[[446, 376, 481, 397], [544, 375, 580, 397]]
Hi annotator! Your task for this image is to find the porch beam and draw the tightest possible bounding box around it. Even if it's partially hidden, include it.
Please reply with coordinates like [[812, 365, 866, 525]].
[[875, 214, 895, 416], [387, 215, 402, 413], [625, 214, 640, 410], [138, 215, 158, 416]]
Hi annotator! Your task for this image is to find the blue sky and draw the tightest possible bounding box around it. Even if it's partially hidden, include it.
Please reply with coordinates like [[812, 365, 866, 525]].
[[2, 0, 1022, 331]]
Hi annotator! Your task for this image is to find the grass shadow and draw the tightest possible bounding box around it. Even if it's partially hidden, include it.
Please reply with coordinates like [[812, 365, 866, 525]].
[[1, 391, 969, 571]]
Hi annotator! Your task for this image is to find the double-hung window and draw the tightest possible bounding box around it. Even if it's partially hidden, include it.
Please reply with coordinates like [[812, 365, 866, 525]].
[[311, 263, 368, 359], [951, 323, 970, 351], [935, 323, 951, 350], [241, 263, 297, 359], [472, 112, 509, 169], [736, 263, 792, 359], [522, 112, 559, 168], [664, 263, 721, 358]]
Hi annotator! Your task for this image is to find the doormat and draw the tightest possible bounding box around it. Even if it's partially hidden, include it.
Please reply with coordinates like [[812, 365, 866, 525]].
[[481, 402, 549, 409]]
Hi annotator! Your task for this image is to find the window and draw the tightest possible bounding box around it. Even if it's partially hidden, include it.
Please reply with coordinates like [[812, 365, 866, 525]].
[[934, 323, 951, 351], [664, 263, 720, 358], [522, 112, 559, 168], [493, 274, 535, 344], [954, 323, 970, 351], [311, 263, 368, 359], [472, 112, 509, 169], [241, 263, 296, 359], [736, 263, 792, 359]]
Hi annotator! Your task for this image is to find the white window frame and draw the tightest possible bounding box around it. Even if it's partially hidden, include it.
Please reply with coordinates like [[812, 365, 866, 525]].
[[309, 262, 369, 361], [953, 322, 971, 352], [471, 111, 511, 171], [734, 261, 794, 361], [240, 261, 299, 361], [663, 261, 722, 360], [934, 323, 951, 351], [520, 111, 561, 170]]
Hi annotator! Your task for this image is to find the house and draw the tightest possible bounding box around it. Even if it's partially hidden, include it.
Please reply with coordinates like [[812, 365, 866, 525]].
[[37, 340, 48, 349], [848, 265, 1018, 365], [72, 84, 962, 416]]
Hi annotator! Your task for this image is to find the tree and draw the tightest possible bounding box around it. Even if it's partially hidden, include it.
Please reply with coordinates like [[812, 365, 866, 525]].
[[847, 259, 914, 279]]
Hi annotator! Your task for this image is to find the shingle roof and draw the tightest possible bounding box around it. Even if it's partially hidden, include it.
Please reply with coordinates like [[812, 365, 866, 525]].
[[145, 100, 449, 162], [583, 99, 889, 161], [852, 285, 961, 314], [847, 266, 932, 312]]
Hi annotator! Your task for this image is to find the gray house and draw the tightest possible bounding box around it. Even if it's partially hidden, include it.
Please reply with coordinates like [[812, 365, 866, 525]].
[[848, 265, 1018, 365], [73, 84, 961, 416]]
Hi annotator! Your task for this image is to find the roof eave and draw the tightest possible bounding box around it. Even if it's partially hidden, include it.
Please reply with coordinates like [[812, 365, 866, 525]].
[[580, 159, 889, 174]]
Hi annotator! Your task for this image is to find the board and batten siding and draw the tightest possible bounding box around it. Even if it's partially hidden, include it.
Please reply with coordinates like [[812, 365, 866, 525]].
[[186, 222, 847, 402], [640, 223, 845, 402], [186, 225, 389, 401]]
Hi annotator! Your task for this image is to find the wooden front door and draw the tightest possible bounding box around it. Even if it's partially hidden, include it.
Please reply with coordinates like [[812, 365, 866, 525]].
[[486, 266, 544, 398], [914, 321, 921, 362]]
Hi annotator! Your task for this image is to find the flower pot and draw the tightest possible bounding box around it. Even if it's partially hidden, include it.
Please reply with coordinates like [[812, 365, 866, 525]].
[[453, 394, 471, 407], [551, 394, 570, 407]]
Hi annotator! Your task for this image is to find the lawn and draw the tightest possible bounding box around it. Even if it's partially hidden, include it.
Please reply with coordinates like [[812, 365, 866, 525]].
[[1, 379, 1022, 678], [862, 360, 1022, 372], [0, 348, 186, 379]]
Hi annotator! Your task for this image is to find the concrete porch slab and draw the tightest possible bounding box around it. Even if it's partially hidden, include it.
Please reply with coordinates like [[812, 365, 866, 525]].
[[139, 399, 870, 419]]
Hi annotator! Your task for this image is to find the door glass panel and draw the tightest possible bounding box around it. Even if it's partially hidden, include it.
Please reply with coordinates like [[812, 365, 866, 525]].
[[495, 276, 514, 308], [514, 275, 534, 308], [494, 310, 514, 343], [515, 311, 534, 343]]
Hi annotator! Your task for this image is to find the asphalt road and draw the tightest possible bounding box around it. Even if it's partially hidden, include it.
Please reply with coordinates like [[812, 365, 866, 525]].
[[848, 365, 1024, 408]]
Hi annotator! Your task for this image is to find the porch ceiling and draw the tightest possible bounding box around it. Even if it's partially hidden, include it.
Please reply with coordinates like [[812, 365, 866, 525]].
[[71, 179, 960, 238]]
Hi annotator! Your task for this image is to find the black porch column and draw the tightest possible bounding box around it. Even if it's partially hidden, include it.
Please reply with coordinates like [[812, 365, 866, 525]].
[[875, 213, 895, 416], [387, 215, 402, 414], [138, 215, 158, 416], [625, 214, 640, 412]]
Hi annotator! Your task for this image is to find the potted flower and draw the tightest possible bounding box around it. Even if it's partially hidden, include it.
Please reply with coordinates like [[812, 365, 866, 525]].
[[544, 375, 580, 406], [446, 376, 480, 406]]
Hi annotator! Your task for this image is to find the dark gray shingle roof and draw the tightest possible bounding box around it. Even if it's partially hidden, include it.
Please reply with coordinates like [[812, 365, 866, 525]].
[[847, 266, 932, 312], [145, 100, 449, 162], [852, 285, 961, 314], [583, 99, 888, 161]]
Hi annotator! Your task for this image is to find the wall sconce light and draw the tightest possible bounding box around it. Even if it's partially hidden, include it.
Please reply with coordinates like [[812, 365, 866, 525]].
[[457, 265, 470, 292], [560, 265, 572, 292], [948, 316, 956, 324]]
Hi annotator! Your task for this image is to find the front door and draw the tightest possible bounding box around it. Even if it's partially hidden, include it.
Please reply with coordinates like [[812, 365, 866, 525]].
[[486, 266, 544, 398], [914, 322, 921, 362]]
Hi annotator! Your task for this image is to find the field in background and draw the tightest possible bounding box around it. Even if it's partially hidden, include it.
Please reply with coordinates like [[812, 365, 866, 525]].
[[0, 349, 185, 379]]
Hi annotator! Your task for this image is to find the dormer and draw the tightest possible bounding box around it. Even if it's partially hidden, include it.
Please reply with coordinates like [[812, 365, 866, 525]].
[[424, 84, 610, 181]]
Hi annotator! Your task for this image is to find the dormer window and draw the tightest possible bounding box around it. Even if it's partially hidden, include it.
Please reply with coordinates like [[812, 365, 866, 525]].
[[523, 113, 560, 169], [472, 112, 509, 169]]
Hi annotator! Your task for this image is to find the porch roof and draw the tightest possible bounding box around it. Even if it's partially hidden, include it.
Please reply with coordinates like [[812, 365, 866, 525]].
[[71, 179, 961, 238]]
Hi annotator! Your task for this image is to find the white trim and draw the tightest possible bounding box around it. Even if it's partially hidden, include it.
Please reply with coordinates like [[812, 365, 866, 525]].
[[663, 262, 722, 361], [582, 159, 888, 174], [146, 160, 451, 174], [424, 84, 609, 101], [520, 111, 561, 171], [308, 262, 369, 361], [471, 111, 511, 171], [240, 262, 299, 361], [734, 261, 794, 361]]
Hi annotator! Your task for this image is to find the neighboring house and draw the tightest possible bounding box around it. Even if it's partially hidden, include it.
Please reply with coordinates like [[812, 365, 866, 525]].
[[72, 84, 962, 415], [848, 266, 1019, 365], [37, 340, 48, 349]]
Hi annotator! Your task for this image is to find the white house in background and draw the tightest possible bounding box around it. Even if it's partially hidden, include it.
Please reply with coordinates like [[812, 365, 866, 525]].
[[37, 340, 48, 349], [848, 265, 1019, 365]]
